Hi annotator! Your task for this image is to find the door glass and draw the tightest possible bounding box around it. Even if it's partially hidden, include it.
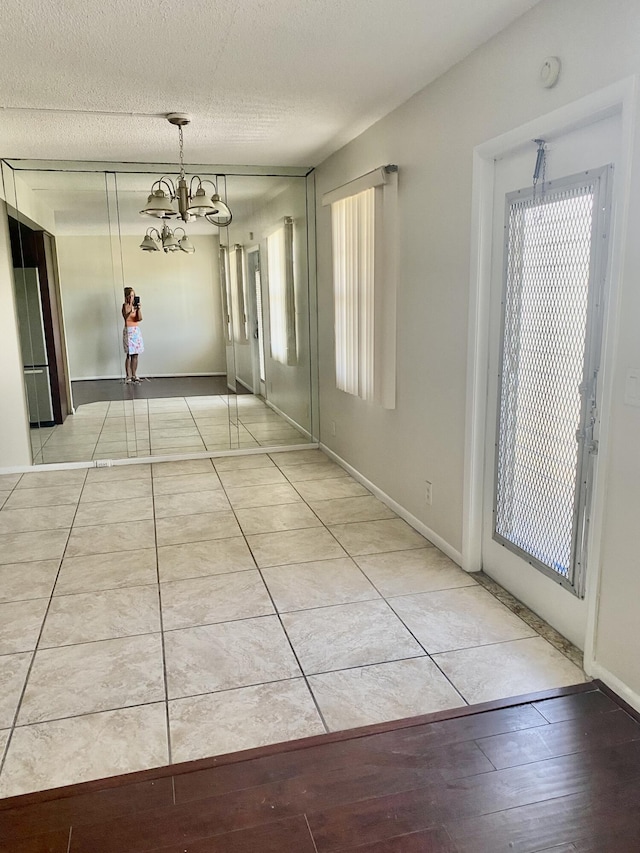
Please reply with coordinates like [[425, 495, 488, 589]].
[[494, 170, 610, 594]]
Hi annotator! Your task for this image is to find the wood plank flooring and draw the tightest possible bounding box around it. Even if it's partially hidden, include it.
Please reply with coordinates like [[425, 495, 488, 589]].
[[1, 681, 639, 852]]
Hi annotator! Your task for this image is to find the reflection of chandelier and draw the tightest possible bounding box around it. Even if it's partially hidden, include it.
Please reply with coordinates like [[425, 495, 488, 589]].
[[140, 225, 195, 254], [139, 113, 232, 255]]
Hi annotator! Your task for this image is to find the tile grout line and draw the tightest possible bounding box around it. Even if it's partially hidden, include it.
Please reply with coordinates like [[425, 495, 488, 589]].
[[218, 456, 331, 735], [256, 462, 473, 712], [2, 450, 579, 795], [151, 472, 173, 767], [0, 466, 90, 783], [88, 407, 108, 463], [275, 459, 569, 706], [44, 408, 107, 465]]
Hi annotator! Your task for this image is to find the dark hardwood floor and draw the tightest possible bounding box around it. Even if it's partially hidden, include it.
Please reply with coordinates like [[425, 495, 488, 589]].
[[71, 376, 251, 406], [2, 681, 640, 852]]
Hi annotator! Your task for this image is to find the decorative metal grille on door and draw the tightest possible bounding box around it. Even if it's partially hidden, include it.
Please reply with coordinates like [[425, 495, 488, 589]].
[[494, 170, 609, 594]]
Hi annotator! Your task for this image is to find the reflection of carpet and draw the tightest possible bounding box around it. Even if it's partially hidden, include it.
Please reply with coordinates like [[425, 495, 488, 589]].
[[71, 376, 251, 405]]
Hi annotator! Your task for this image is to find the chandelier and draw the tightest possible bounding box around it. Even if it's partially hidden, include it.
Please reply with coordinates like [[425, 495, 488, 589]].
[[139, 113, 232, 254], [140, 225, 195, 254]]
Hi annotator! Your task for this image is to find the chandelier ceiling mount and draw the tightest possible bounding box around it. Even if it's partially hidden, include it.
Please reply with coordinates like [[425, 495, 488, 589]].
[[139, 113, 232, 254]]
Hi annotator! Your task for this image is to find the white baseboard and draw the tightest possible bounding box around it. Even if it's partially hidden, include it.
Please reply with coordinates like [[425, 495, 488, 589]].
[[587, 661, 640, 714], [264, 400, 314, 442], [0, 443, 321, 475], [71, 373, 226, 381], [319, 443, 463, 566]]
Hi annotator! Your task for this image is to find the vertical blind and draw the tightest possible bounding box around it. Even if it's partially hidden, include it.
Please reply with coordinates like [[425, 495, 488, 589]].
[[331, 187, 375, 399], [267, 217, 296, 365], [218, 245, 232, 343], [229, 244, 247, 342]]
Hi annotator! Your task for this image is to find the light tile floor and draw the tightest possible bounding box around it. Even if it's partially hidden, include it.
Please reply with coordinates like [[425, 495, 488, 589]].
[[0, 450, 586, 797], [31, 394, 311, 464]]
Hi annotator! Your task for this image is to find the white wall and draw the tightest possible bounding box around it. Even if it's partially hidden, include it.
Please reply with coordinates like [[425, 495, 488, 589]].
[[0, 166, 56, 468], [56, 234, 226, 379], [314, 0, 640, 705], [0, 202, 31, 467]]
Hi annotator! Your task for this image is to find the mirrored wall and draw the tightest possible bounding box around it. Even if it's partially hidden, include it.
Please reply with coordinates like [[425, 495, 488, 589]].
[[1, 160, 317, 465]]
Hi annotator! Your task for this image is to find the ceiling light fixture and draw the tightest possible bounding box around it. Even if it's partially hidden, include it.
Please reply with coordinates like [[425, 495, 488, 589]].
[[139, 113, 232, 254]]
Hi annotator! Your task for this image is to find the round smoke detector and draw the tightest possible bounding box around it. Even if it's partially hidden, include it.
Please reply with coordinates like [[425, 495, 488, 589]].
[[540, 57, 561, 89]]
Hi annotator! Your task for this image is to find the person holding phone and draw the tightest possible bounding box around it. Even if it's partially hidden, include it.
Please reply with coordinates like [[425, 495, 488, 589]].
[[122, 287, 144, 383]]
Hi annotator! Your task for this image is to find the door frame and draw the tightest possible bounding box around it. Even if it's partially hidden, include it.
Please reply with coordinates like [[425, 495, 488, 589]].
[[462, 78, 636, 672]]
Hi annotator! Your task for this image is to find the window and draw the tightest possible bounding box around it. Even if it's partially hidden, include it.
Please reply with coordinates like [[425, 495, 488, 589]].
[[267, 217, 296, 365], [218, 245, 232, 343], [494, 169, 610, 593], [331, 187, 375, 399], [229, 243, 247, 342], [323, 165, 398, 408]]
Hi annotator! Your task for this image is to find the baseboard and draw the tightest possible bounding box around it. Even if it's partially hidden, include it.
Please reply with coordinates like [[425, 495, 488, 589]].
[[235, 377, 254, 392], [319, 443, 463, 566], [264, 400, 314, 442], [0, 443, 321, 475], [71, 373, 226, 381], [588, 662, 640, 715]]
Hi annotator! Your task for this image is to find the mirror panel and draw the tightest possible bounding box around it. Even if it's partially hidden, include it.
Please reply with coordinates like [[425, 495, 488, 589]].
[[4, 161, 316, 465]]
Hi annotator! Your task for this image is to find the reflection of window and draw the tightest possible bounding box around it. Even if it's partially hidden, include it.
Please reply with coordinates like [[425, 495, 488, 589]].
[[255, 266, 266, 382], [229, 244, 247, 342], [267, 217, 296, 365], [324, 165, 398, 408], [218, 245, 232, 342]]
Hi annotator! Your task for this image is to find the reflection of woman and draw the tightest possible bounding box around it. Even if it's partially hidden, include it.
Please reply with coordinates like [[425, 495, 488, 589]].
[[122, 287, 144, 383]]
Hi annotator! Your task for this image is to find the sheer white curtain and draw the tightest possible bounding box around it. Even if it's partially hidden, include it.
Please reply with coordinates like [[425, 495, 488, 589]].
[[331, 187, 375, 399], [267, 218, 296, 365], [218, 245, 232, 343], [229, 244, 247, 342]]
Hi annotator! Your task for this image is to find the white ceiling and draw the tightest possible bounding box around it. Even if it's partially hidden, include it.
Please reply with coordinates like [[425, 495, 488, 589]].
[[0, 0, 541, 168]]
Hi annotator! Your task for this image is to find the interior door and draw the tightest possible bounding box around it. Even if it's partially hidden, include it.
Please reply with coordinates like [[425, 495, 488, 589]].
[[482, 115, 618, 648]]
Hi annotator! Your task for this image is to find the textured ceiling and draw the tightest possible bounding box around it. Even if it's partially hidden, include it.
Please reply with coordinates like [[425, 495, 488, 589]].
[[0, 0, 540, 167]]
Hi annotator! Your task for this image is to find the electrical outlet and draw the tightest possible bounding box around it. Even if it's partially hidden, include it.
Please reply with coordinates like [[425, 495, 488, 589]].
[[331, 420, 336, 436], [95, 459, 113, 468], [425, 480, 433, 505]]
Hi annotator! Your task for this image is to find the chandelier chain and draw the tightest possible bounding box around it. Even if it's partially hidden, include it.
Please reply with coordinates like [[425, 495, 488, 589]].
[[178, 125, 185, 179]]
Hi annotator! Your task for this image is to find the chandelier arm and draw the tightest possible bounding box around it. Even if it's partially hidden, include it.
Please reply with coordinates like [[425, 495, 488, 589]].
[[196, 178, 219, 193], [151, 177, 177, 199], [205, 210, 233, 227], [189, 176, 203, 195]]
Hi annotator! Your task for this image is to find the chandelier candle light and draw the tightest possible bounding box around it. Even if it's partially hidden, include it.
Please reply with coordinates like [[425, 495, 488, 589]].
[[139, 113, 232, 254]]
